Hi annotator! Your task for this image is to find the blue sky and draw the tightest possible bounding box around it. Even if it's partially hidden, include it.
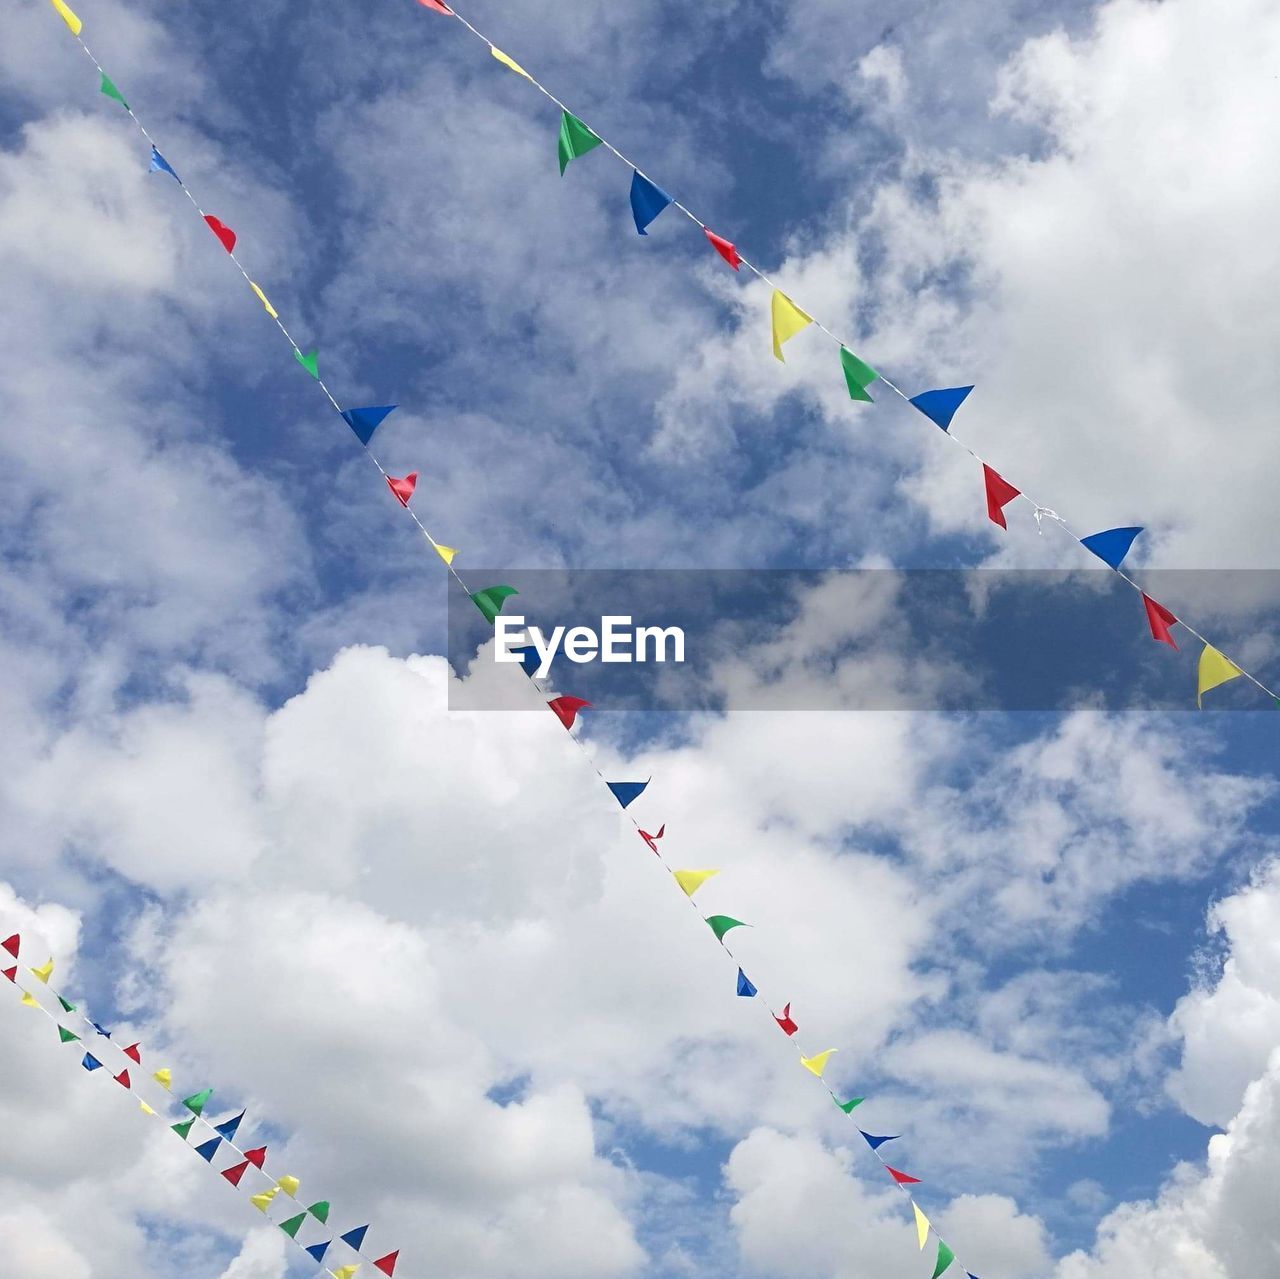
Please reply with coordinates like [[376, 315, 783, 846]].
[[3, 1, 1280, 1277]]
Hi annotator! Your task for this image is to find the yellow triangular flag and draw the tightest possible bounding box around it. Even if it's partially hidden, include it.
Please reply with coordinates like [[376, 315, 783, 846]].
[[249, 281, 278, 319], [250, 1187, 279, 1212], [49, 0, 82, 35], [153, 1067, 172, 1089], [276, 1175, 300, 1197], [31, 958, 54, 983], [799, 1048, 837, 1077], [912, 1201, 931, 1250], [432, 542, 457, 566], [332, 1267, 360, 1279], [140, 1101, 155, 1116], [21, 990, 39, 1008], [490, 46, 532, 79], [1197, 644, 1244, 708], [771, 290, 813, 362], [672, 869, 720, 898]]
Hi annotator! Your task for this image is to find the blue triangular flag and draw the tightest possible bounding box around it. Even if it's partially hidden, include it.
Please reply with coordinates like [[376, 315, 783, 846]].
[[194, 1137, 223, 1162], [859, 1130, 900, 1150], [340, 1225, 369, 1251], [305, 1242, 331, 1264], [607, 780, 649, 809], [1080, 525, 1143, 570], [630, 170, 674, 235], [341, 405, 397, 446], [82, 1053, 103, 1071], [91, 1020, 112, 1038], [908, 386, 973, 431], [511, 645, 540, 678], [736, 968, 757, 998], [148, 146, 181, 183], [214, 1110, 244, 1141]]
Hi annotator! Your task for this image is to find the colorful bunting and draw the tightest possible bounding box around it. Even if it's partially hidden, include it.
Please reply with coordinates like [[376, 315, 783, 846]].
[[835, 1096, 864, 1114], [277, 1175, 301, 1197], [630, 171, 674, 235], [558, 111, 604, 175], [886, 1165, 921, 1186], [183, 1088, 213, 1116], [706, 914, 746, 942], [222, 1160, 251, 1187], [374, 1252, 400, 1277], [736, 968, 757, 997], [913, 1202, 931, 1249], [1142, 594, 1178, 649], [704, 228, 740, 270], [548, 695, 592, 729], [771, 290, 813, 362], [82, 1053, 102, 1071], [860, 1131, 900, 1151], [295, 348, 320, 379], [932, 1239, 957, 1279], [333, 1267, 360, 1279], [57, 996, 74, 1013], [32, 958, 54, 983], [305, 1242, 331, 1264], [123, 1043, 142, 1063], [148, 146, 181, 183], [1, 967, 15, 983], [672, 868, 719, 897], [280, 1213, 307, 1238], [308, 1200, 330, 1222], [1198, 644, 1244, 708], [490, 46, 532, 79], [140, 1101, 155, 1115], [607, 779, 649, 809], [250, 1187, 278, 1212], [386, 472, 417, 507], [58, 1026, 80, 1044], [172, 1117, 196, 1140], [1, 935, 18, 957], [416, 0, 454, 12], [243, 1146, 268, 1168], [909, 386, 973, 432], [840, 347, 879, 403], [432, 542, 458, 566], [341, 1225, 370, 1251], [800, 1048, 836, 1077], [214, 1110, 245, 1141], [113, 1068, 131, 1088], [774, 1003, 798, 1036], [90, 1020, 111, 1038], [639, 824, 665, 854], [99, 73, 128, 109], [20, 991, 39, 1008], [1080, 526, 1143, 570], [203, 215, 237, 254], [341, 405, 397, 446], [982, 465, 1021, 530], [48, 0, 82, 36], [153, 1067, 172, 1090], [194, 1137, 223, 1162], [469, 584, 519, 627]]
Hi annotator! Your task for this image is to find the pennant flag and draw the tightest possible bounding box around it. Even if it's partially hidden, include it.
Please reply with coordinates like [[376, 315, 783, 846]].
[[58, 1026, 80, 1044], [308, 1200, 330, 1222], [835, 1096, 864, 1114], [341, 1225, 370, 1251], [149, 146, 181, 183], [20, 991, 39, 1008], [295, 348, 320, 379], [280, 1213, 307, 1238], [249, 282, 277, 320], [48, 0, 82, 35], [171, 1117, 195, 1140], [673, 868, 719, 897], [909, 386, 973, 431], [510, 646, 539, 677], [490, 46, 532, 79], [860, 1130, 900, 1151], [736, 968, 757, 997], [386, 472, 418, 507], [1, 967, 15, 983], [630, 171, 674, 235], [90, 1020, 111, 1038], [774, 1003, 798, 1036], [374, 1253, 400, 1277], [113, 1068, 131, 1089], [215, 1110, 245, 1141], [305, 1242, 331, 1265], [704, 228, 741, 270], [58, 995, 75, 1013], [932, 1239, 957, 1279], [639, 824, 665, 854], [558, 111, 604, 175], [251, 1187, 279, 1212], [800, 1048, 837, 1078], [123, 1043, 141, 1063], [470, 584, 518, 625], [243, 1146, 268, 1168], [607, 780, 649, 809], [203, 215, 237, 254], [886, 1165, 922, 1186], [99, 73, 128, 109], [194, 1137, 223, 1162], [982, 465, 1021, 530], [1142, 595, 1179, 649], [840, 347, 879, 403], [416, 0, 454, 11], [771, 290, 813, 362], [432, 542, 457, 566], [1080, 526, 1143, 570], [548, 695, 591, 729], [1198, 644, 1244, 708], [277, 1175, 301, 1197], [140, 1101, 155, 1115], [32, 958, 54, 983], [913, 1202, 931, 1249], [1, 934, 18, 957], [222, 1160, 251, 1187], [333, 1268, 359, 1279], [706, 914, 747, 942], [153, 1067, 172, 1090], [82, 1053, 102, 1071], [341, 405, 397, 446], [183, 1087, 213, 1116]]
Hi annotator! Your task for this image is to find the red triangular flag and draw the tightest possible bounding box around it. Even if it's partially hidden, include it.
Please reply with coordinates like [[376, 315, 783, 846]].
[[548, 695, 591, 729], [1142, 594, 1179, 650], [242, 1145, 268, 1168], [886, 1165, 921, 1186], [774, 1002, 798, 1036], [123, 1042, 142, 1063], [203, 215, 237, 254], [639, 824, 665, 854], [222, 1158, 251, 1186], [2, 966, 17, 983], [704, 228, 741, 271], [374, 1252, 400, 1277], [113, 1069, 131, 1089], [982, 464, 1021, 530], [386, 472, 418, 507], [2, 934, 19, 958], [416, 0, 453, 11]]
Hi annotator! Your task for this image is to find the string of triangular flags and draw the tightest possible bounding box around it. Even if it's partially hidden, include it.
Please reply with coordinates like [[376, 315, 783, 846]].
[[2, 929, 400, 1279], [413, 0, 1276, 712]]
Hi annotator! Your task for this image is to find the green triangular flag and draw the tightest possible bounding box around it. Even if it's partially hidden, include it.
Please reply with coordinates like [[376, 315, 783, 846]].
[[705, 915, 747, 942], [99, 72, 129, 110], [279, 1213, 307, 1238], [295, 348, 319, 379], [930, 1239, 956, 1279], [836, 1096, 864, 1114], [470, 584, 518, 626], [558, 110, 603, 175], [308, 1200, 331, 1223], [58, 995, 75, 1013], [171, 1116, 196, 1140], [182, 1087, 213, 1115], [58, 1025, 80, 1044], [839, 346, 878, 403]]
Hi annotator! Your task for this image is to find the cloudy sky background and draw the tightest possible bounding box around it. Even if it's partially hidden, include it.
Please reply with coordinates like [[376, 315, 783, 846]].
[[2, 0, 1280, 1275]]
